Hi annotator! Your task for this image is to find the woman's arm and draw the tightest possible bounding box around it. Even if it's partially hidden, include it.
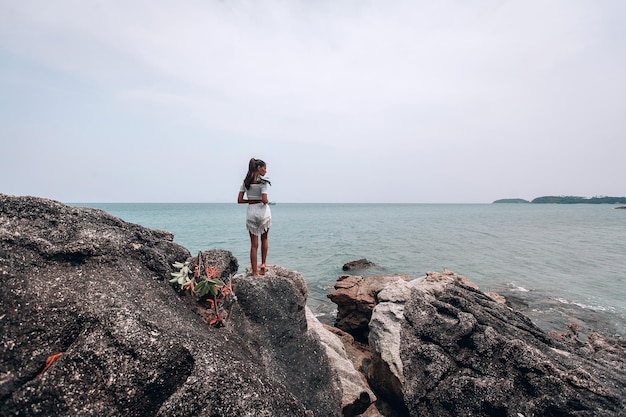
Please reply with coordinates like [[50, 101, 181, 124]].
[[261, 192, 269, 205], [239, 191, 263, 204]]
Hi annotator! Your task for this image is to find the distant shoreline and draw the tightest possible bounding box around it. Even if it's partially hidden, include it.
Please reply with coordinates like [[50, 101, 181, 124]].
[[493, 196, 626, 204]]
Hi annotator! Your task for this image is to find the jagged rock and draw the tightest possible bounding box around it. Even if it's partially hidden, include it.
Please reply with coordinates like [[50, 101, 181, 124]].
[[359, 404, 384, 417], [398, 270, 626, 416], [306, 308, 376, 417], [229, 264, 378, 417], [368, 278, 416, 416], [329, 269, 626, 417], [186, 249, 239, 282], [367, 271, 476, 407], [486, 291, 507, 304], [229, 265, 347, 417], [342, 259, 379, 271], [0, 195, 310, 416], [322, 325, 372, 377], [327, 274, 411, 342]]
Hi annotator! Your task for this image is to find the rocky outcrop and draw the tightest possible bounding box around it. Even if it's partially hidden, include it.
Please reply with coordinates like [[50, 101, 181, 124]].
[[4, 194, 625, 417], [306, 308, 377, 416], [0, 195, 373, 417], [327, 274, 411, 342], [331, 269, 626, 417], [401, 270, 626, 416], [230, 265, 376, 417]]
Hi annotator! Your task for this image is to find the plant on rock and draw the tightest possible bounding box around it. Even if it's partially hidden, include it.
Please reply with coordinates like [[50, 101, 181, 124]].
[[169, 252, 236, 327]]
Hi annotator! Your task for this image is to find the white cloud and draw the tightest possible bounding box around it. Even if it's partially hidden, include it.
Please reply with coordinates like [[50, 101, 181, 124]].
[[1, 0, 625, 202]]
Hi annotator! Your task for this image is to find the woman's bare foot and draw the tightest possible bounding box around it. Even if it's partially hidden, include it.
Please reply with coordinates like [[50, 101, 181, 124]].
[[260, 264, 266, 275]]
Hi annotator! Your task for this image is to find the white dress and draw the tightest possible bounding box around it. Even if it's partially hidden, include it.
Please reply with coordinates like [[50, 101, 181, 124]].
[[240, 183, 272, 236]]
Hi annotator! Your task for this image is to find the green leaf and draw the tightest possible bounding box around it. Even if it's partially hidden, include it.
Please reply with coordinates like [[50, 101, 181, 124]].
[[207, 278, 225, 286], [195, 281, 210, 297]]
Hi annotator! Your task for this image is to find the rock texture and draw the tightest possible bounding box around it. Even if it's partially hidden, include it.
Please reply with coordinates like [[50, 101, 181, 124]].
[[230, 265, 376, 417], [400, 271, 626, 417], [305, 308, 376, 416], [332, 269, 626, 417], [0, 195, 356, 416], [327, 274, 411, 342]]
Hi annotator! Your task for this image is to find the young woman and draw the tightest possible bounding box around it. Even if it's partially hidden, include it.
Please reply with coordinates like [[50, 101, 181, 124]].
[[237, 158, 271, 276]]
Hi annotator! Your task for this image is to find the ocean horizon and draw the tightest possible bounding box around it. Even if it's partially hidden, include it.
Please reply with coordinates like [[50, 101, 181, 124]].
[[73, 202, 626, 338]]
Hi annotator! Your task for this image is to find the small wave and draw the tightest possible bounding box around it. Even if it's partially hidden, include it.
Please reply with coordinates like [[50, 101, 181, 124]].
[[314, 309, 337, 318], [508, 283, 530, 292], [554, 297, 613, 312]]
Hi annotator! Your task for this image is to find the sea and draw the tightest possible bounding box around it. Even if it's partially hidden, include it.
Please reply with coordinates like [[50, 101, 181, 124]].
[[76, 203, 626, 338]]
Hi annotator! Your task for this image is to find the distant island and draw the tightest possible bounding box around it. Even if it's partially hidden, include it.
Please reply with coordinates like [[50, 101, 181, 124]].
[[494, 196, 626, 204], [492, 198, 530, 204]]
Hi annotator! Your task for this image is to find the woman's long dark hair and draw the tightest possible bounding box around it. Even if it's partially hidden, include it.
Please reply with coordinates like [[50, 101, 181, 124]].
[[243, 158, 266, 190]]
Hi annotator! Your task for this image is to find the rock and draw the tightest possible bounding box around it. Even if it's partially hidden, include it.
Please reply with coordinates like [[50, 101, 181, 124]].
[[186, 249, 239, 282], [230, 265, 345, 417], [322, 325, 372, 377], [342, 259, 379, 271], [486, 291, 507, 304], [327, 274, 411, 342], [399, 270, 626, 417], [8, 194, 625, 417], [0, 195, 309, 416], [181, 249, 240, 324], [306, 308, 376, 417], [368, 278, 416, 416], [229, 264, 379, 417], [328, 269, 626, 417]]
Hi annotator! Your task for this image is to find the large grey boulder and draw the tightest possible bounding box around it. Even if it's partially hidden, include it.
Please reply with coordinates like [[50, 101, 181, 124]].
[[390, 270, 626, 417], [230, 265, 376, 417], [0, 195, 310, 416]]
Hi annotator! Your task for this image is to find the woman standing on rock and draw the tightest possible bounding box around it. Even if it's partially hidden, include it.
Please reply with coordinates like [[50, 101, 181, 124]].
[[238, 158, 271, 276]]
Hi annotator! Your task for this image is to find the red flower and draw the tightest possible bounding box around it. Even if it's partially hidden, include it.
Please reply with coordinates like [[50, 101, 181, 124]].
[[205, 267, 220, 278]]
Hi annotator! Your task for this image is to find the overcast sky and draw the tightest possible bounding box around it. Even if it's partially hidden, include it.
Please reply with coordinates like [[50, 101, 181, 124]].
[[0, 1, 624, 203]]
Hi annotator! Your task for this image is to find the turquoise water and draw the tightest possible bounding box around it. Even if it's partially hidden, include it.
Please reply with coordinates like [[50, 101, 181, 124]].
[[77, 203, 626, 337]]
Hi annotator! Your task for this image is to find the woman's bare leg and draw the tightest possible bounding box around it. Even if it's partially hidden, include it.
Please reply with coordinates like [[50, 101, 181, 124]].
[[260, 230, 269, 275], [249, 232, 259, 276]]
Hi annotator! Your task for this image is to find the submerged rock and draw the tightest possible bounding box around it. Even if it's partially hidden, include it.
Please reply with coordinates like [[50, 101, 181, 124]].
[[342, 259, 379, 271]]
